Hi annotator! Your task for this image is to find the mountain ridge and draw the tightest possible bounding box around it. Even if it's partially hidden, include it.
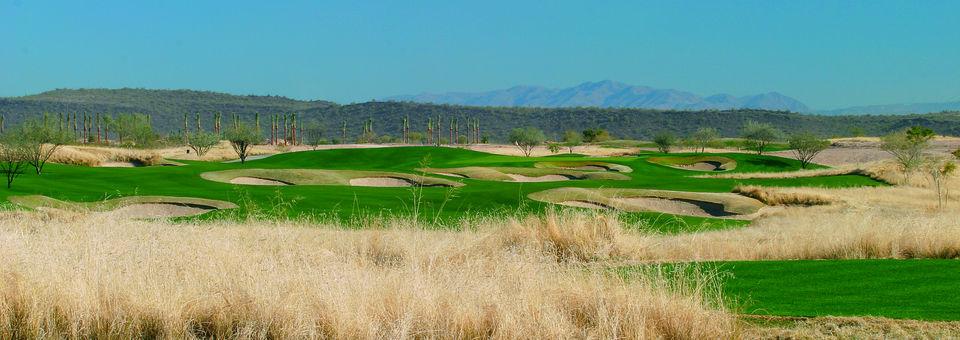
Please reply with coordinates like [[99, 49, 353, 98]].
[[2, 88, 960, 139], [385, 80, 811, 112]]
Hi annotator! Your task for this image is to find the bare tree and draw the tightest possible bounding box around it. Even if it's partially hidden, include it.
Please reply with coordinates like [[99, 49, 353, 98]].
[[0, 135, 29, 188], [20, 117, 73, 175]]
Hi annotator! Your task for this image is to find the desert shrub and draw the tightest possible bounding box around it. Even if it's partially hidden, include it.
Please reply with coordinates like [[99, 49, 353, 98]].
[[653, 131, 676, 153], [690, 127, 719, 153], [881, 126, 934, 175], [788, 132, 830, 169], [188, 131, 220, 157], [741, 121, 781, 155], [508, 127, 545, 157]]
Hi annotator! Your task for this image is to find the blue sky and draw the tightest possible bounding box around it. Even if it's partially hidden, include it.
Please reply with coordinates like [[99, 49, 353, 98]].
[[2, 0, 959, 109]]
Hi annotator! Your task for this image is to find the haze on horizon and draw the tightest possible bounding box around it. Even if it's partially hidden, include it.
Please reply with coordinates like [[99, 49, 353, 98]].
[[2, 0, 959, 110]]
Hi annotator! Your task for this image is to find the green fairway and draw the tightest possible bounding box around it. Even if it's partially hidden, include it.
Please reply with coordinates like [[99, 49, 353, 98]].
[[719, 259, 960, 320], [2, 147, 885, 225], [625, 260, 960, 321]]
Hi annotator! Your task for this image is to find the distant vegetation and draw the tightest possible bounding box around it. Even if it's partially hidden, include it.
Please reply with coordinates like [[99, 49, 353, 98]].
[[2, 89, 960, 143]]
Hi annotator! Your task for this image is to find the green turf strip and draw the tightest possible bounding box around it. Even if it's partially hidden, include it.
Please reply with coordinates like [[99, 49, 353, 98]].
[[1, 147, 884, 224], [624, 259, 960, 321]]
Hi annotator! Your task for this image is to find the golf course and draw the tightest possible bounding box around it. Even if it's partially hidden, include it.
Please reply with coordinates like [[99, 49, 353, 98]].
[[5, 1, 960, 333], [8, 139, 960, 336], [4, 146, 882, 223]]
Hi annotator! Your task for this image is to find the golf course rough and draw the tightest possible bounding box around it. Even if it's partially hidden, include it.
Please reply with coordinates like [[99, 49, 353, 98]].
[[201, 168, 464, 187]]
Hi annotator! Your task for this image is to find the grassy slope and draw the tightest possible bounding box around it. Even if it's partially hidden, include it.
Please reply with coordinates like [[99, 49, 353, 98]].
[[720, 259, 960, 320], [620, 259, 960, 320], [712, 260, 960, 321], [1, 147, 883, 223]]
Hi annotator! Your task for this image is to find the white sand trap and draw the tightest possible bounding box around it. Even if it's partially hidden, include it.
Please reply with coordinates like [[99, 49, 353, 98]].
[[229, 177, 291, 186], [349, 177, 414, 187], [558, 200, 611, 210], [680, 162, 724, 171], [616, 197, 731, 217], [572, 165, 609, 171], [433, 172, 468, 178], [99, 161, 141, 168], [223, 154, 275, 163], [106, 203, 213, 219], [506, 174, 571, 182]]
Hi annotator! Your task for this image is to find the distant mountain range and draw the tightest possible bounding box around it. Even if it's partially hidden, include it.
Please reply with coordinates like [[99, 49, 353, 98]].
[[2, 88, 960, 138], [386, 80, 960, 116], [386, 80, 810, 112], [816, 101, 960, 116]]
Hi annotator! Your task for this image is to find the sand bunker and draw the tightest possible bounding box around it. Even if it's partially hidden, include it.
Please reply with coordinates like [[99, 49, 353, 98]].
[[616, 197, 732, 217], [433, 172, 469, 178], [205, 169, 463, 188], [99, 161, 142, 168], [229, 177, 292, 186], [572, 165, 610, 171], [349, 177, 415, 187], [558, 200, 612, 210], [528, 187, 765, 219], [536, 162, 633, 173], [648, 156, 737, 172], [106, 203, 214, 219], [506, 174, 571, 182], [679, 161, 726, 171], [223, 154, 275, 163]]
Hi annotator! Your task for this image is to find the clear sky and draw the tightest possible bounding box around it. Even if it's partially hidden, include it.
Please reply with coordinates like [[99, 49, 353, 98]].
[[2, 0, 959, 109]]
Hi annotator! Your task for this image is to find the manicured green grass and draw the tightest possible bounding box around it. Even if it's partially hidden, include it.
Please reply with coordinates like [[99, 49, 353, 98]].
[[1, 147, 884, 226], [624, 259, 960, 321]]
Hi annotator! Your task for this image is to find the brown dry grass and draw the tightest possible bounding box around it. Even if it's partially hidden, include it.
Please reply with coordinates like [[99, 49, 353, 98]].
[[0, 210, 735, 339], [50, 145, 164, 167], [741, 315, 960, 339], [159, 141, 277, 161], [732, 185, 834, 206]]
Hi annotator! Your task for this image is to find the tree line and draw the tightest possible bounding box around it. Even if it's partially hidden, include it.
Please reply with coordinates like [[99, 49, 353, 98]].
[[3, 88, 960, 141]]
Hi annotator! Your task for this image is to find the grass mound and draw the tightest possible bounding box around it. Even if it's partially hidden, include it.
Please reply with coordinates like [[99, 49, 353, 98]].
[[534, 161, 633, 173], [8, 195, 237, 218], [420, 166, 630, 182], [648, 155, 737, 171], [529, 187, 764, 218], [202, 169, 464, 187]]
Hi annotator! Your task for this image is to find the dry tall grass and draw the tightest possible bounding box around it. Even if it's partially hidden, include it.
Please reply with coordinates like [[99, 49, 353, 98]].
[[159, 141, 277, 161], [0, 210, 734, 339], [50, 145, 164, 167], [732, 185, 834, 206]]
